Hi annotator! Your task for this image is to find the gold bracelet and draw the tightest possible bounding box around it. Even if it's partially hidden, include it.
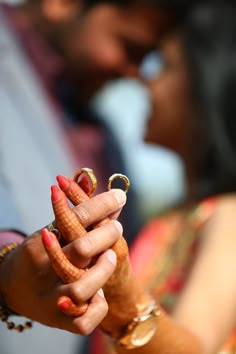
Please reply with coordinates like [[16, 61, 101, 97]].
[[0, 242, 33, 332], [0, 242, 18, 263], [114, 299, 161, 349]]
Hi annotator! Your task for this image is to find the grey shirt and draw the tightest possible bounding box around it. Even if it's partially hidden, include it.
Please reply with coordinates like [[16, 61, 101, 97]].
[[0, 10, 84, 354]]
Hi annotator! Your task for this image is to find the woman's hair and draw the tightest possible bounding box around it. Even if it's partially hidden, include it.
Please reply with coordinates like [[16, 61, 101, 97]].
[[181, 3, 236, 197], [145, 1, 236, 197]]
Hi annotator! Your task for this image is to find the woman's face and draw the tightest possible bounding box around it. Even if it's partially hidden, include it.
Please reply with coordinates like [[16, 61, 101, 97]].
[[145, 31, 193, 158]]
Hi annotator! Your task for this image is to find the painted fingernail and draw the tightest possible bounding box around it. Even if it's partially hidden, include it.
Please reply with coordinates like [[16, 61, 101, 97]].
[[105, 249, 117, 265], [78, 176, 91, 195], [56, 175, 70, 190], [112, 189, 126, 207], [41, 228, 55, 247], [97, 288, 105, 299], [113, 220, 123, 234], [57, 296, 71, 310], [51, 185, 61, 202]]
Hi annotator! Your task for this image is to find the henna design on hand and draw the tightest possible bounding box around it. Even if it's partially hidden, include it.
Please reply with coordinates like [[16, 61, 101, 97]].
[[43, 173, 150, 337]]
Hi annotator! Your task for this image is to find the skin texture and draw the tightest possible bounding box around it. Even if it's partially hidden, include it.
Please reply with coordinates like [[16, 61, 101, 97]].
[[0, 189, 127, 334]]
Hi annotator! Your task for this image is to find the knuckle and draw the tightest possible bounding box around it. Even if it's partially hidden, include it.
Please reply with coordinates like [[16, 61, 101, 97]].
[[74, 205, 90, 225], [76, 317, 95, 336], [74, 237, 93, 258], [67, 283, 85, 303], [75, 300, 108, 335]]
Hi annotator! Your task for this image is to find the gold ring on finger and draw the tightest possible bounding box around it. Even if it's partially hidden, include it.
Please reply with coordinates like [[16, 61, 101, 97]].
[[47, 221, 61, 241]]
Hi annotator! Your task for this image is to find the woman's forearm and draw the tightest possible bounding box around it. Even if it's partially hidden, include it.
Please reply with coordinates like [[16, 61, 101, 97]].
[[113, 309, 205, 354]]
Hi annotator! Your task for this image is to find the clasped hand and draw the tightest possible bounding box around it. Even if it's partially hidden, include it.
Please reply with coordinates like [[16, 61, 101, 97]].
[[0, 178, 126, 335]]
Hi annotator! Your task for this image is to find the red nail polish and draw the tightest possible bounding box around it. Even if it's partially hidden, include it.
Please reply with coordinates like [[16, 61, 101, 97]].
[[51, 185, 61, 202], [79, 176, 91, 195], [41, 228, 54, 247], [56, 175, 70, 190], [58, 296, 71, 310]]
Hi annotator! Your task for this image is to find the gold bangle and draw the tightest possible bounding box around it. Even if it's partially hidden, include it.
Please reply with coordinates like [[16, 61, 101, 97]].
[[114, 299, 161, 349], [0, 242, 33, 332], [0, 242, 18, 264]]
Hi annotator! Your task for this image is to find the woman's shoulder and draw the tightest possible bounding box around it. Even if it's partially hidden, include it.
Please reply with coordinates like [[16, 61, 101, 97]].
[[133, 192, 236, 248], [202, 193, 236, 232]]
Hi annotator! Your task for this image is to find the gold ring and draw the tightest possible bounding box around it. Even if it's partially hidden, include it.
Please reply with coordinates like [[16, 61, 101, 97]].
[[73, 167, 97, 196], [47, 221, 61, 240], [107, 174, 130, 194]]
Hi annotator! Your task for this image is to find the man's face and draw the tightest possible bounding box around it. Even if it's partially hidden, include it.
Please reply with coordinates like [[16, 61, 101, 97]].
[[47, 3, 172, 99]]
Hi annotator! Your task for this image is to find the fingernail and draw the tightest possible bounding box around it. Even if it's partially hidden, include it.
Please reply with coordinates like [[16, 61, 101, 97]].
[[78, 176, 91, 195], [57, 175, 70, 190], [113, 220, 123, 234], [51, 185, 61, 202], [112, 189, 127, 207], [97, 288, 105, 299], [41, 228, 55, 247], [105, 249, 117, 265], [57, 297, 71, 310]]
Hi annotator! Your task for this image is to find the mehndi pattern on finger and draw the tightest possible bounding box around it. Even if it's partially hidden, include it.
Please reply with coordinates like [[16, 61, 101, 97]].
[[51, 185, 87, 242], [41, 228, 88, 316], [42, 228, 85, 283], [57, 175, 91, 205]]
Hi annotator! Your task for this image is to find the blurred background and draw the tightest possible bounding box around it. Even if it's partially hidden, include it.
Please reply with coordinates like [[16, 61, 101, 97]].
[[92, 77, 185, 221], [0, 0, 186, 226]]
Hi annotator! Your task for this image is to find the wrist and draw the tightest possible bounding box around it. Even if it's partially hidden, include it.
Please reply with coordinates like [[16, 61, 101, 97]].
[[101, 295, 161, 349], [114, 300, 161, 349], [0, 238, 33, 332], [0, 231, 25, 306], [0, 242, 19, 307]]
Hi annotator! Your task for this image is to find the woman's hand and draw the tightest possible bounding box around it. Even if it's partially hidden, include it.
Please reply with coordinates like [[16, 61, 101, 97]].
[[0, 189, 125, 334], [44, 176, 152, 338]]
